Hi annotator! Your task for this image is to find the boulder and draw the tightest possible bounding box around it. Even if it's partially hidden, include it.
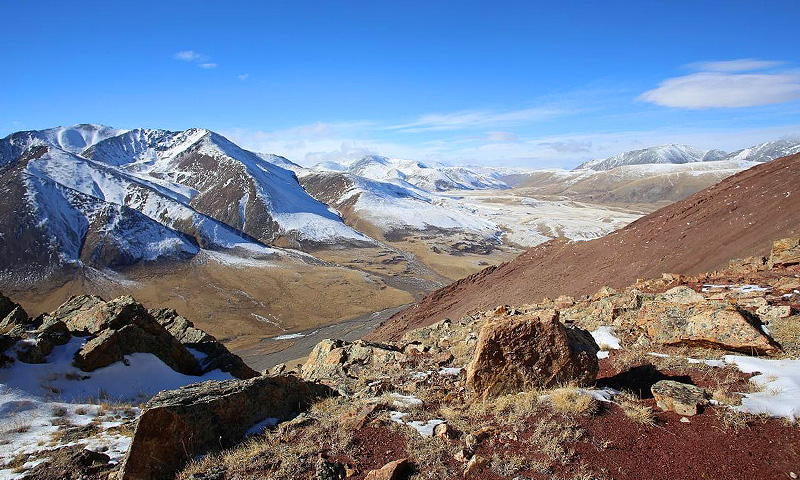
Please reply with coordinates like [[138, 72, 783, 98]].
[[659, 286, 704, 305], [0, 292, 16, 320], [651, 380, 708, 416], [364, 458, 410, 480], [301, 339, 406, 386], [756, 305, 793, 321], [150, 308, 258, 379], [637, 301, 779, 354], [768, 237, 800, 268], [120, 375, 334, 480], [465, 310, 599, 397], [0, 305, 29, 334], [74, 322, 200, 375]]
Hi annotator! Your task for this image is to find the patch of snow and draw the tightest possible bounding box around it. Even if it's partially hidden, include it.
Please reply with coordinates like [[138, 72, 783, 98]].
[[723, 355, 800, 420], [390, 393, 423, 408], [405, 419, 445, 438], [591, 326, 621, 351], [270, 333, 306, 341], [438, 367, 463, 376], [244, 417, 279, 436]]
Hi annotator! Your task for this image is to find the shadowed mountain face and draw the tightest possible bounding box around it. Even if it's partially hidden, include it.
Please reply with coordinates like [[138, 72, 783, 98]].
[[367, 153, 800, 340]]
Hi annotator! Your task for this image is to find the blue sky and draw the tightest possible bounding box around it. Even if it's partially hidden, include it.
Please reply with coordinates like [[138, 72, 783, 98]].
[[3, 0, 800, 167]]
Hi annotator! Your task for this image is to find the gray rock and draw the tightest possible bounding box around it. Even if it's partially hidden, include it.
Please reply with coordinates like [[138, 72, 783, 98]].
[[651, 380, 708, 416], [120, 375, 334, 480]]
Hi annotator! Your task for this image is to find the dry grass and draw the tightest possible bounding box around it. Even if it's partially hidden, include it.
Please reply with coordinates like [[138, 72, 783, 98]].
[[404, 432, 453, 479], [547, 388, 599, 416], [490, 452, 528, 476], [615, 391, 656, 426]]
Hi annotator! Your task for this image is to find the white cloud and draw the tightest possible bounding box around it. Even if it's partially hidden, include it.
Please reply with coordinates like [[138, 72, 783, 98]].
[[687, 59, 784, 72], [238, 74, 249, 81], [641, 59, 800, 108], [387, 107, 563, 132], [173, 50, 218, 69], [640, 72, 800, 108], [486, 131, 518, 142], [538, 139, 592, 153], [174, 50, 204, 62]]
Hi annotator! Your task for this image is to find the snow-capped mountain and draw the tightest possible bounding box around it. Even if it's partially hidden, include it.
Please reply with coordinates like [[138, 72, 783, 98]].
[[298, 169, 498, 238], [314, 155, 508, 192], [0, 124, 124, 166], [0, 124, 369, 278], [576, 144, 727, 171], [718, 138, 800, 163]]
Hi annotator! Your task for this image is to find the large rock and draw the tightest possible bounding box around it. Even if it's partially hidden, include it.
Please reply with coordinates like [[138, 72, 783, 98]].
[[659, 286, 704, 305], [0, 292, 16, 320], [768, 237, 800, 268], [465, 310, 599, 397], [637, 301, 779, 354], [120, 375, 334, 480], [50, 295, 105, 329], [150, 308, 258, 379], [65, 295, 148, 335], [0, 305, 29, 334], [74, 322, 200, 375], [651, 380, 708, 416], [301, 339, 406, 386]]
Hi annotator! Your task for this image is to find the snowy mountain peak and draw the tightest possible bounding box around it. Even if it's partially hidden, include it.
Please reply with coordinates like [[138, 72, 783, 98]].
[[719, 138, 800, 163], [576, 144, 728, 171]]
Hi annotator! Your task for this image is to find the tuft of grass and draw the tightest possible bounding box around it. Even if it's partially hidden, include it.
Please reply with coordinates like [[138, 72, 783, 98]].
[[615, 391, 655, 426], [547, 388, 599, 416]]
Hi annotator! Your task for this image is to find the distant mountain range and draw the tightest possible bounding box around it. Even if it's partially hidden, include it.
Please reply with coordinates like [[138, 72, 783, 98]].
[[575, 139, 800, 171], [2, 123, 798, 280]]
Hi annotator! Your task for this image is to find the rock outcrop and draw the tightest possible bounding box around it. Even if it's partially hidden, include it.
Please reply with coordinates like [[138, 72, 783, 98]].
[[637, 301, 779, 354], [70, 297, 200, 374], [120, 375, 334, 480], [465, 310, 599, 397], [150, 308, 258, 379], [768, 237, 800, 268]]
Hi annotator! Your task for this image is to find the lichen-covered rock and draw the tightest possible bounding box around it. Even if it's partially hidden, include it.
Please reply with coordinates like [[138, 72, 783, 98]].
[[768, 237, 800, 268], [659, 286, 704, 305], [651, 380, 708, 416], [301, 339, 406, 386], [465, 310, 599, 397], [637, 301, 779, 354], [120, 375, 334, 480], [50, 295, 105, 329]]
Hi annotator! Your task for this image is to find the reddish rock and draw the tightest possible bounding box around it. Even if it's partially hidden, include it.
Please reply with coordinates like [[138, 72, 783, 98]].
[[465, 310, 599, 397], [364, 458, 409, 480]]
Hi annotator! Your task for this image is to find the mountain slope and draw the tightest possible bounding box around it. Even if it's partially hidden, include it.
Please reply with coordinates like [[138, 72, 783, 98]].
[[367, 152, 800, 340], [576, 144, 727, 171], [719, 138, 800, 163], [85, 129, 368, 247]]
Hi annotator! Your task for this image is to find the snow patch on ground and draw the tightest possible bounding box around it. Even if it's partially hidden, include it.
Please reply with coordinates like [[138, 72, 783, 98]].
[[724, 355, 800, 420]]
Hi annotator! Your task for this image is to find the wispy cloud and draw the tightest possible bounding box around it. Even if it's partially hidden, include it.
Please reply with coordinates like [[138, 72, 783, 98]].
[[538, 139, 592, 153], [387, 107, 564, 132], [686, 59, 785, 73], [238, 73, 249, 81], [173, 50, 218, 69], [641, 59, 800, 108]]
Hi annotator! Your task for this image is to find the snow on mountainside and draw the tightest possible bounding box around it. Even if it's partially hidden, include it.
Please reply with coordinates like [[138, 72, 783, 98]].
[[314, 155, 508, 192], [576, 144, 727, 171], [0, 124, 371, 278], [0, 124, 124, 167], [83, 128, 368, 246], [719, 138, 800, 163]]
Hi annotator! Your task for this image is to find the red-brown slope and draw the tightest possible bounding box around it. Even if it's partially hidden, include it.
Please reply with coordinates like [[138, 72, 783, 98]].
[[367, 153, 800, 341]]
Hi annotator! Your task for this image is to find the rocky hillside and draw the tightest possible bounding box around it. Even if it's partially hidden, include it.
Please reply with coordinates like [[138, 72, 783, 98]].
[[367, 153, 800, 341], [160, 239, 800, 479]]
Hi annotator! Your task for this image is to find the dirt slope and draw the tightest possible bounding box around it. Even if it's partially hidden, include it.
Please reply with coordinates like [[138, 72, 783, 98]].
[[367, 153, 800, 340]]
